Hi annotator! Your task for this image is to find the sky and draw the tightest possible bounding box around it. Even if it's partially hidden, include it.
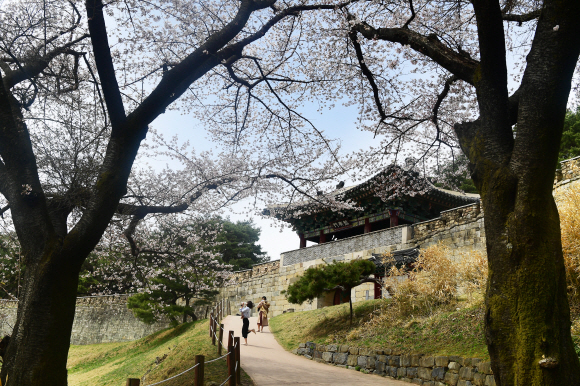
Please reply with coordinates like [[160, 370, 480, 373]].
[[151, 101, 378, 262]]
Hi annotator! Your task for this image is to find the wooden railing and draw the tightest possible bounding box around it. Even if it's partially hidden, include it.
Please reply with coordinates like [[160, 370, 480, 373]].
[[125, 298, 240, 386]]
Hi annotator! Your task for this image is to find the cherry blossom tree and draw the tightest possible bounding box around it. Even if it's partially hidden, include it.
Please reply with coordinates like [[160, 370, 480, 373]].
[[0, 0, 354, 383], [289, 0, 579, 383]]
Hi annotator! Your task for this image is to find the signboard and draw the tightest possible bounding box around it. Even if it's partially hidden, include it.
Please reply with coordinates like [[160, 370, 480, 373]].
[[331, 218, 351, 230]]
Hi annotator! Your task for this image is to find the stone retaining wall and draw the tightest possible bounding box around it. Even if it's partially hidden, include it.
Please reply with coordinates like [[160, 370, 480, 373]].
[[294, 342, 496, 386]]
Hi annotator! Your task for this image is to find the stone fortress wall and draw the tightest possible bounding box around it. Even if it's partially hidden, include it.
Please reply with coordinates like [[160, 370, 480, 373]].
[[0, 295, 169, 345], [219, 198, 487, 318], [220, 156, 580, 318]]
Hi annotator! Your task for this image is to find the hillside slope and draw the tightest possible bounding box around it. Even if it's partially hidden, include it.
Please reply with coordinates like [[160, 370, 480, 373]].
[[67, 319, 253, 386]]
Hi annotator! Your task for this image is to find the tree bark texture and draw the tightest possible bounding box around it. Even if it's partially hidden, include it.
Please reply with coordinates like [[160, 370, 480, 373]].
[[456, 0, 580, 384]]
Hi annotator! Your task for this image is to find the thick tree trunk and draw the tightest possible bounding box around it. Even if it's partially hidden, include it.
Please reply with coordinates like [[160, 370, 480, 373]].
[[0, 246, 83, 385], [481, 168, 580, 385]]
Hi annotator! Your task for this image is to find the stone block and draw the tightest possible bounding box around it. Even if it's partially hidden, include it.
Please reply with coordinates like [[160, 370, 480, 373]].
[[444, 372, 459, 386], [357, 356, 367, 368], [322, 352, 333, 362], [418, 367, 433, 380], [432, 367, 446, 381], [333, 352, 348, 365], [484, 375, 496, 386], [448, 362, 462, 372], [389, 366, 398, 378], [471, 358, 482, 367], [317, 344, 326, 352], [327, 344, 338, 352], [411, 379, 423, 385], [397, 367, 407, 377], [349, 347, 359, 355], [423, 382, 434, 386], [477, 362, 493, 375], [377, 355, 387, 363], [297, 348, 306, 355], [306, 342, 316, 349], [401, 378, 412, 383], [473, 373, 486, 386], [407, 367, 418, 378], [376, 361, 385, 373], [420, 356, 435, 368], [435, 383, 447, 386], [304, 354, 313, 360], [375, 349, 384, 355], [339, 345, 350, 353], [347, 355, 358, 367], [459, 366, 474, 381], [449, 356, 463, 365], [458, 381, 474, 386], [366, 356, 376, 369], [359, 348, 373, 356], [314, 350, 322, 359], [314, 358, 326, 364], [389, 356, 400, 366], [400, 354, 412, 367], [435, 356, 449, 367], [299, 343, 306, 348], [411, 354, 421, 367], [383, 348, 393, 355]]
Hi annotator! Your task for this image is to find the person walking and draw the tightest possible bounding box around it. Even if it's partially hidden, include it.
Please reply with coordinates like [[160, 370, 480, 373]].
[[239, 301, 256, 345], [256, 296, 270, 332]]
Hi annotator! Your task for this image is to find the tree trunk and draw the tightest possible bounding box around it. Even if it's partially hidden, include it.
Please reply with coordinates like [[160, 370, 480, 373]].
[[481, 168, 580, 385], [0, 246, 83, 385]]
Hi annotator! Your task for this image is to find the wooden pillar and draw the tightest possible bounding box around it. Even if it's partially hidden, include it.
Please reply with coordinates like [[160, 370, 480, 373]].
[[209, 312, 214, 337], [319, 230, 326, 244], [364, 218, 371, 234], [299, 233, 306, 249], [194, 355, 205, 386], [389, 209, 399, 227], [126, 379, 140, 386], [218, 324, 224, 356], [228, 330, 234, 348], [234, 337, 241, 384], [227, 345, 236, 386]]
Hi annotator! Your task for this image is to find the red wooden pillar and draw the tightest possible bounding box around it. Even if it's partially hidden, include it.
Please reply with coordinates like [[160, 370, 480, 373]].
[[319, 230, 326, 244], [364, 218, 371, 234], [299, 233, 306, 249], [389, 210, 400, 227]]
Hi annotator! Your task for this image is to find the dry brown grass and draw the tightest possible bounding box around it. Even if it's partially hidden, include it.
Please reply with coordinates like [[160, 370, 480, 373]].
[[382, 244, 487, 318], [556, 187, 580, 316]]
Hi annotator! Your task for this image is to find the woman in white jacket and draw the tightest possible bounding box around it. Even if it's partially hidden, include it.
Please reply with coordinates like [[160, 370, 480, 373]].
[[239, 301, 256, 345]]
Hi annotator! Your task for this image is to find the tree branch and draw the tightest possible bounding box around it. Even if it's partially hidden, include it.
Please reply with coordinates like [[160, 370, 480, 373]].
[[352, 24, 479, 85]]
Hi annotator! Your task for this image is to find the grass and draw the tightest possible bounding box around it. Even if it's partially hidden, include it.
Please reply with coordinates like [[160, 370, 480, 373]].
[[67, 319, 253, 386], [270, 298, 489, 360]]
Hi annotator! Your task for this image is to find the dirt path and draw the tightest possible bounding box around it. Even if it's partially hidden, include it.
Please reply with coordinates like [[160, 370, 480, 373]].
[[222, 315, 408, 386]]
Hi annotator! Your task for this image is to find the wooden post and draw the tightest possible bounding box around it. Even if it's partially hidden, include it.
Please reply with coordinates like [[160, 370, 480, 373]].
[[299, 233, 306, 248], [234, 337, 241, 384], [194, 355, 205, 386], [126, 379, 140, 386], [227, 345, 236, 386], [211, 316, 216, 346], [389, 209, 399, 227], [319, 230, 326, 244], [218, 324, 224, 356], [228, 330, 234, 348], [209, 312, 214, 337]]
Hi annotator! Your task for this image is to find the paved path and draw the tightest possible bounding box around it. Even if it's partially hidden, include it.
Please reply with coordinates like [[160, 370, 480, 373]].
[[222, 315, 408, 386]]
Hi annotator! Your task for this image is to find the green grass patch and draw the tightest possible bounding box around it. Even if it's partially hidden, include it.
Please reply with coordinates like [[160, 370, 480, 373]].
[[270, 299, 489, 360], [67, 319, 253, 386]]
